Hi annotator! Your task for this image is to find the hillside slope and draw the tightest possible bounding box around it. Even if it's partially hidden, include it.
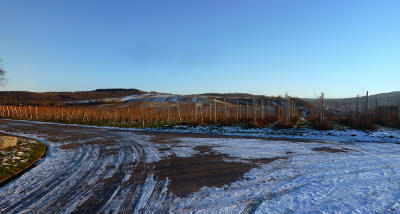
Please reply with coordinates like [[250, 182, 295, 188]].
[[306, 91, 400, 106], [0, 89, 144, 105]]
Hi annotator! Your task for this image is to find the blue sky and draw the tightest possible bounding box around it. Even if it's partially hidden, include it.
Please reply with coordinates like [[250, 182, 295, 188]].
[[0, 0, 399, 98]]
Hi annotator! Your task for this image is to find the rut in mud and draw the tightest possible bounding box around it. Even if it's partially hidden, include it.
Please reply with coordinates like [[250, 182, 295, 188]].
[[0, 120, 284, 213]]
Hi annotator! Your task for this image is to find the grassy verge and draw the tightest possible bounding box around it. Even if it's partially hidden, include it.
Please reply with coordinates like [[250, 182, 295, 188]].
[[0, 137, 46, 185]]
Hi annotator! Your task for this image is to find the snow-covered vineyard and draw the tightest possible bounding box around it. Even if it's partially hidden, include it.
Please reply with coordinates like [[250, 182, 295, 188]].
[[1, 120, 400, 213]]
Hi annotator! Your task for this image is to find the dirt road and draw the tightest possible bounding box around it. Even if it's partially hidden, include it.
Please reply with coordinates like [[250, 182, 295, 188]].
[[1, 120, 400, 213], [0, 120, 280, 213]]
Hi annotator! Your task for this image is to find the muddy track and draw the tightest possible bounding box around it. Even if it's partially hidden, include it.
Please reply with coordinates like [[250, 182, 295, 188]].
[[2, 120, 400, 213], [0, 120, 166, 213], [0, 120, 276, 213]]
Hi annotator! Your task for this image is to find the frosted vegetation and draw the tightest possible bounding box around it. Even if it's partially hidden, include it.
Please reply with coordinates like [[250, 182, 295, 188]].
[[0, 137, 46, 183]]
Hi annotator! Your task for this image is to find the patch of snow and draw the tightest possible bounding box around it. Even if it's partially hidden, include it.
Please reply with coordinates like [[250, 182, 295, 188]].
[[148, 125, 400, 144], [167, 139, 400, 213], [132, 174, 157, 213], [168, 146, 200, 158]]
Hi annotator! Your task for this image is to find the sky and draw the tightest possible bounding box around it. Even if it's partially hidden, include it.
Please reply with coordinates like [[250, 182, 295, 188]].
[[0, 0, 399, 98]]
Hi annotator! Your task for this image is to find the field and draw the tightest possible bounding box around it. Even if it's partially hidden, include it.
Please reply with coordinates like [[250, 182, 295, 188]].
[[1, 120, 400, 213], [0, 136, 46, 184], [0, 91, 399, 131]]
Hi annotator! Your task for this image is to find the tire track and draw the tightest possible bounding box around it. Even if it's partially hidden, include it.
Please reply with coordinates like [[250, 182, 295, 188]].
[[0, 120, 163, 213], [0, 120, 306, 213]]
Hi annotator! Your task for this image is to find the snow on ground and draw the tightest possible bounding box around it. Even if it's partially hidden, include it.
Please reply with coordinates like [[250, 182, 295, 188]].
[[148, 125, 400, 144], [64, 93, 216, 104], [2, 120, 400, 213], [16, 118, 400, 144], [162, 136, 400, 213]]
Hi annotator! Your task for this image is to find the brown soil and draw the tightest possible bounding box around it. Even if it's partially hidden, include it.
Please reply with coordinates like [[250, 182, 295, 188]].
[[59, 143, 81, 150], [134, 132, 293, 197], [193, 145, 213, 153], [313, 147, 350, 153], [150, 134, 182, 144], [0, 120, 294, 212], [150, 146, 286, 197], [142, 131, 327, 145]]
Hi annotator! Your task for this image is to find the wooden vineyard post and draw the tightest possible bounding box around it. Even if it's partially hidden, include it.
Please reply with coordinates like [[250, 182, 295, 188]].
[[177, 102, 182, 123], [224, 98, 228, 120], [209, 100, 212, 122], [194, 103, 197, 121], [114, 108, 118, 123], [125, 108, 129, 127], [356, 95, 359, 121], [287, 95, 290, 121], [141, 106, 145, 127], [200, 104, 203, 124], [236, 100, 239, 124], [292, 101, 295, 120], [24, 107, 28, 120], [82, 110, 86, 124], [261, 99, 264, 123], [167, 107, 170, 124], [99, 110, 102, 126], [214, 99, 217, 123], [106, 111, 110, 125], [55, 107, 60, 121], [69, 109, 74, 124], [320, 93, 324, 123], [239, 102, 241, 121], [246, 101, 249, 120], [285, 94, 289, 121], [145, 108, 149, 126], [253, 98, 257, 123], [35, 106, 38, 120], [273, 103, 276, 119], [227, 99, 230, 119]]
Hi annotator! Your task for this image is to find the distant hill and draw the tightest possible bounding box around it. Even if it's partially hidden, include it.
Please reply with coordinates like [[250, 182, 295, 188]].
[[4, 89, 397, 109], [0, 88, 312, 110], [306, 91, 400, 107], [200, 93, 274, 98], [0, 88, 145, 105]]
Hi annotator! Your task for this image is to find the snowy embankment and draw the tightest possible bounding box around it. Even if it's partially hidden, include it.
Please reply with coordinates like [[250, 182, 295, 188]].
[[148, 125, 400, 144], [9, 118, 400, 144]]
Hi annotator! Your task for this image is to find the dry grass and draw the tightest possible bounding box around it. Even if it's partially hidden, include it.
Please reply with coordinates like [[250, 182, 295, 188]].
[[0, 103, 285, 128], [0, 138, 46, 184]]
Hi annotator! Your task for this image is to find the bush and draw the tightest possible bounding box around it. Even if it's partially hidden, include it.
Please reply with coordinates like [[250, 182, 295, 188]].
[[339, 118, 376, 130], [355, 121, 377, 130], [311, 119, 333, 130], [273, 121, 296, 129]]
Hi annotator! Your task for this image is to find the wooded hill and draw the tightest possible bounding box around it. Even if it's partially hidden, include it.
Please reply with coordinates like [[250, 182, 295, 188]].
[[0, 89, 145, 105]]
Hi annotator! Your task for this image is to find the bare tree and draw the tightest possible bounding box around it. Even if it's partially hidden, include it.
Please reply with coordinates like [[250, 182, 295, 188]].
[[0, 58, 7, 86]]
